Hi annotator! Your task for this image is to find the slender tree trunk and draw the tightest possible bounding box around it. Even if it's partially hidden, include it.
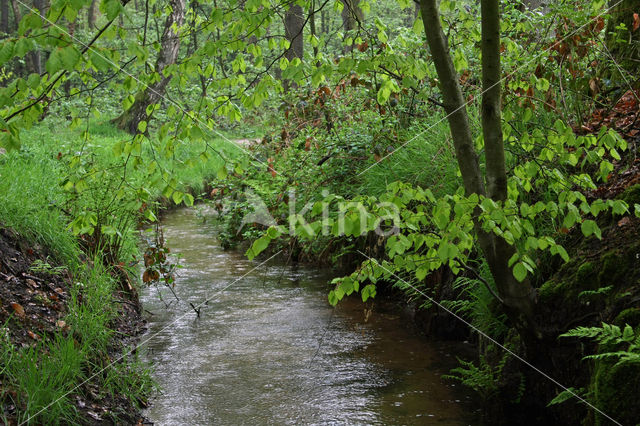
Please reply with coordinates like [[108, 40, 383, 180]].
[[419, 0, 538, 339], [26, 0, 43, 74], [112, 0, 185, 134], [9, 0, 20, 31], [340, 0, 362, 52], [1, 0, 9, 34], [309, 0, 318, 57], [284, 3, 304, 61], [283, 3, 304, 90], [340, 0, 362, 31], [88, 0, 97, 28]]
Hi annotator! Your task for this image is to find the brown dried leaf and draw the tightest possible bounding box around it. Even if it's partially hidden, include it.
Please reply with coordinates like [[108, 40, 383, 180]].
[[10, 302, 25, 318], [617, 216, 631, 227]]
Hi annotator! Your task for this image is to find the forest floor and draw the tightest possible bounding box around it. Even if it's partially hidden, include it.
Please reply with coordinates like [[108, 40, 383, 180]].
[[0, 227, 147, 425]]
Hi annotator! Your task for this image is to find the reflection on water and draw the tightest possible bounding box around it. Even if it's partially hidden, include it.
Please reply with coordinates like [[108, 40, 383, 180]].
[[140, 207, 476, 425]]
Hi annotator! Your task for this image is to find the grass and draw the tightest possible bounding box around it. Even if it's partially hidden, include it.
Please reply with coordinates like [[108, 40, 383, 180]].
[[0, 117, 238, 424], [2, 335, 83, 424], [356, 118, 461, 197]]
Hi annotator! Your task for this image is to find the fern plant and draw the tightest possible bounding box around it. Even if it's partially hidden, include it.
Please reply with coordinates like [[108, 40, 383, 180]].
[[560, 322, 640, 367], [442, 259, 509, 343], [443, 348, 517, 402]]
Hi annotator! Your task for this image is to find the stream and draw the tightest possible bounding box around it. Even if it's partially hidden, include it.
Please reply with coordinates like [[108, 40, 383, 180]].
[[140, 207, 477, 425]]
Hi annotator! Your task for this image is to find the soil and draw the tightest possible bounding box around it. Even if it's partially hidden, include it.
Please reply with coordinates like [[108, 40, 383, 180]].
[[0, 226, 148, 425]]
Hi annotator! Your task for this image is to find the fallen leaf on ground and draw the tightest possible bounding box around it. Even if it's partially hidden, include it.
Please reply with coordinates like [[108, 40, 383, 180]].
[[10, 302, 25, 318], [618, 217, 631, 227]]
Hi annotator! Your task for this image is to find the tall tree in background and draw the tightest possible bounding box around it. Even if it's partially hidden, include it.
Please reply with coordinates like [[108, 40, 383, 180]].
[[87, 0, 97, 28], [284, 3, 304, 61], [1, 0, 9, 34], [340, 0, 362, 31], [309, 0, 318, 57], [283, 2, 304, 90], [419, 0, 538, 339], [341, 0, 362, 52], [112, 0, 185, 134]]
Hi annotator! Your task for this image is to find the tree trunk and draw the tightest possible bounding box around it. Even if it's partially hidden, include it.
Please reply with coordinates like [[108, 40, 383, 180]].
[[26, 0, 43, 75], [112, 0, 185, 134], [419, 0, 538, 339], [605, 0, 640, 82], [283, 3, 304, 91], [309, 0, 318, 57], [1, 0, 9, 34], [340, 0, 362, 52], [340, 0, 362, 32], [88, 0, 97, 29], [9, 0, 20, 31], [284, 3, 304, 61]]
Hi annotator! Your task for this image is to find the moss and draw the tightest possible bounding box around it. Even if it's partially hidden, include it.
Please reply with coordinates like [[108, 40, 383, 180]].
[[575, 262, 597, 288], [538, 280, 560, 301], [597, 250, 627, 288], [618, 183, 640, 207], [614, 308, 640, 328], [593, 359, 640, 426]]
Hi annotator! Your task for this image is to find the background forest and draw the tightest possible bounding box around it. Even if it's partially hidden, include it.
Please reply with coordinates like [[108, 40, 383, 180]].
[[1, 0, 640, 424]]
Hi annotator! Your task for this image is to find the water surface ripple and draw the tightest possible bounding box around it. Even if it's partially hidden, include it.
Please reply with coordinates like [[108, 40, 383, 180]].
[[141, 207, 475, 425]]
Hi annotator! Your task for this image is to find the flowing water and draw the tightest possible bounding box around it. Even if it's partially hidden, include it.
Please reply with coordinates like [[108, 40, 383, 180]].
[[140, 207, 477, 425]]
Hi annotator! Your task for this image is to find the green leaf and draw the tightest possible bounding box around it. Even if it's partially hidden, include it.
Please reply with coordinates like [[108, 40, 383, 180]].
[[513, 262, 527, 282], [547, 388, 580, 406], [0, 42, 15, 66], [100, 0, 123, 20], [251, 235, 270, 258], [580, 220, 601, 239], [59, 46, 81, 71], [361, 284, 377, 302], [172, 191, 184, 205], [217, 165, 228, 180], [328, 290, 339, 306]]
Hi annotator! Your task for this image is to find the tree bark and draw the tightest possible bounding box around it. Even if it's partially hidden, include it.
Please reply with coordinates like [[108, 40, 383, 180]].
[[419, 0, 538, 339], [340, 0, 362, 52], [309, 0, 318, 57], [283, 3, 304, 91], [284, 3, 304, 61], [9, 0, 20, 31], [340, 0, 362, 32], [26, 0, 44, 75], [88, 0, 97, 29], [1, 0, 9, 34], [112, 0, 185, 134]]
